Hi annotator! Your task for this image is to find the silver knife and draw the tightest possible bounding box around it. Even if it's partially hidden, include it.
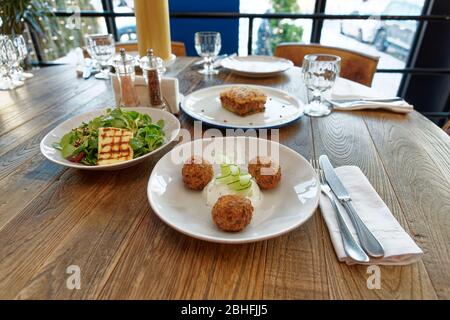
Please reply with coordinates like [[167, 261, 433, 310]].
[[319, 155, 385, 257]]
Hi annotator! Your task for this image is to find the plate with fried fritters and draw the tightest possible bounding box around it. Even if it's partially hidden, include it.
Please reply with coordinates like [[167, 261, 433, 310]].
[[181, 84, 304, 129], [147, 136, 319, 243]]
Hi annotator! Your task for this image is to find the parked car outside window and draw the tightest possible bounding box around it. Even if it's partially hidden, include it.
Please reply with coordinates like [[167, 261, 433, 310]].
[[340, 0, 423, 59]]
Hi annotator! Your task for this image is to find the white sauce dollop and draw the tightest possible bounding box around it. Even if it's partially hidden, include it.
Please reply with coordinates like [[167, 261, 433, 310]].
[[203, 179, 262, 208]]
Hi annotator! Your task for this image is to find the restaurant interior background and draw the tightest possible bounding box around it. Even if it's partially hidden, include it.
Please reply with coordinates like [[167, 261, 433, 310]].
[[3, 0, 449, 126]]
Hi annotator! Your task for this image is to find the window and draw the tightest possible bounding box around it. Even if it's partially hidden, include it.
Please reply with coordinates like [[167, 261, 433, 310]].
[[26, 0, 447, 102], [322, 0, 426, 95], [51, 0, 104, 11], [113, 0, 137, 42], [240, 0, 315, 56], [31, 1, 107, 62]]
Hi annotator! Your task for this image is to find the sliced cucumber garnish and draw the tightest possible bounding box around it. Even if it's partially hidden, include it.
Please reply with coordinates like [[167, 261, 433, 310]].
[[215, 162, 252, 192], [239, 174, 252, 185], [220, 164, 231, 176], [228, 179, 252, 192], [227, 178, 240, 185], [216, 172, 231, 180], [229, 165, 240, 176], [236, 181, 252, 191]]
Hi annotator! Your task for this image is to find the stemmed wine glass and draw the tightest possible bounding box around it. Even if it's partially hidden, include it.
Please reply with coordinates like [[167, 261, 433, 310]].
[[194, 32, 221, 75], [12, 35, 33, 80], [0, 35, 24, 90], [0, 36, 9, 90], [86, 34, 115, 80], [302, 54, 341, 117]]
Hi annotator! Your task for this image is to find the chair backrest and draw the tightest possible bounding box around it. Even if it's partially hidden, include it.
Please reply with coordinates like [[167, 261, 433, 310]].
[[171, 41, 187, 57], [274, 43, 379, 87], [114, 41, 186, 57], [443, 119, 450, 135]]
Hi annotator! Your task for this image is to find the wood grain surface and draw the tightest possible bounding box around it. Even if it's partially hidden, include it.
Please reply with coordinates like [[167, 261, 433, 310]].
[[0, 58, 449, 300]]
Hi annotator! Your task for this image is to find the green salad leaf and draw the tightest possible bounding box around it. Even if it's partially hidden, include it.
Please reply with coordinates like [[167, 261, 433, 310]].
[[55, 108, 166, 165]]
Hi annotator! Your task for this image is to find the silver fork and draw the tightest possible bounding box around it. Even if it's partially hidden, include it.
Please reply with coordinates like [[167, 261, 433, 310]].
[[312, 159, 369, 263]]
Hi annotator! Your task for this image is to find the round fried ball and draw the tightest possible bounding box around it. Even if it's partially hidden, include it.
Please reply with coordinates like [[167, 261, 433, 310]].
[[182, 155, 214, 191], [248, 156, 281, 189], [212, 195, 253, 232]]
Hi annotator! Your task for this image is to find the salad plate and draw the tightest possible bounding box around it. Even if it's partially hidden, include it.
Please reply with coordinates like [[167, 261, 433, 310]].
[[40, 107, 180, 170], [220, 55, 293, 78], [148, 136, 320, 243], [181, 84, 304, 129]]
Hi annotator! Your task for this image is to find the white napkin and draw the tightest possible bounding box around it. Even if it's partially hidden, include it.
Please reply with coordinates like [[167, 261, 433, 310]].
[[111, 75, 180, 114], [319, 166, 423, 265], [331, 78, 414, 114]]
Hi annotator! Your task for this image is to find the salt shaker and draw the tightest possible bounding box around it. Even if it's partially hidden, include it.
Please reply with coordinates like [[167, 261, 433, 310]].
[[113, 48, 138, 107], [140, 49, 166, 108]]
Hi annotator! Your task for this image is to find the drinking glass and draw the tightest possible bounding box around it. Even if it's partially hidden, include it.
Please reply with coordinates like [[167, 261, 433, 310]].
[[12, 35, 33, 79], [86, 34, 115, 80], [302, 54, 341, 117], [0, 36, 10, 90], [0, 35, 24, 90], [194, 32, 221, 75]]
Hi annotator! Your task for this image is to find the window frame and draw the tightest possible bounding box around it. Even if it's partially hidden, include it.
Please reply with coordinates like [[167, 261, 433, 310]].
[[37, 0, 450, 116]]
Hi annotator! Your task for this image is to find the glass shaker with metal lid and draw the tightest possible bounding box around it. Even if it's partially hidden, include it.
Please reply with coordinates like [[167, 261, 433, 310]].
[[112, 48, 138, 107], [140, 49, 166, 108]]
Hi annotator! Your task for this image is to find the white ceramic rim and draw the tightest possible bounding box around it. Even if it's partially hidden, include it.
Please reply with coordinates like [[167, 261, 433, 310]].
[[221, 55, 294, 75], [180, 84, 304, 129], [147, 136, 320, 243]]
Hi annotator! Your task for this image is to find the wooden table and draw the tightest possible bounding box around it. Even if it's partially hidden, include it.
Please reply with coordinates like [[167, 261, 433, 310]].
[[1, 57, 449, 300]]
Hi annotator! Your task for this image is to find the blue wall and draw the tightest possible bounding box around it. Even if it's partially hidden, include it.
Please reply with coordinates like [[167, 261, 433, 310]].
[[169, 0, 239, 56]]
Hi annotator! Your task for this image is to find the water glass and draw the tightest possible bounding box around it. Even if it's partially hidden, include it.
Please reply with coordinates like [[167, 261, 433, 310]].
[[0, 35, 24, 90], [302, 54, 341, 117], [12, 35, 33, 80], [194, 32, 221, 75], [86, 34, 115, 80]]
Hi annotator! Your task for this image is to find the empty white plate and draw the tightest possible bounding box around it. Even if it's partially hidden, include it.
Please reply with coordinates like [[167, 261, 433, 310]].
[[181, 84, 304, 129], [221, 55, 293, 78], [147, 136, 319, 243], [40, 107, 180, 170]]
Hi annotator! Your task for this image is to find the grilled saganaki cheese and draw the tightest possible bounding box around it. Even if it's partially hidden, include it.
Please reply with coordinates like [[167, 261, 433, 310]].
[[97, 127, 133, 165]]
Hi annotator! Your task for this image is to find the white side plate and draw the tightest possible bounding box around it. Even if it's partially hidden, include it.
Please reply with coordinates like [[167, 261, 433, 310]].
[[221, 55, 293, 78], [181, 84, 304, 129]]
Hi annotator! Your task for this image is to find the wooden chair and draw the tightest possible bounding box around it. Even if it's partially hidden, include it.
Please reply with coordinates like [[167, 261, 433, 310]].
[[274, 43, 379, 87], [114, 41, 186, 57], [170, 41, 186, 57], [443, 119, 450, 135]]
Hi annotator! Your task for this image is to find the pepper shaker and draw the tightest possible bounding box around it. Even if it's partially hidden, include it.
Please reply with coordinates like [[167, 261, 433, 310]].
[[140, 49, 166, 109]]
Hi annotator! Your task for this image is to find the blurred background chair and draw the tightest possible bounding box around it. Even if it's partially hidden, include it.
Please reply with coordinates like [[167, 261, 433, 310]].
[[274, 43, 379, 87], [114, 41, 186, 57], [443, 119, 450, 135]]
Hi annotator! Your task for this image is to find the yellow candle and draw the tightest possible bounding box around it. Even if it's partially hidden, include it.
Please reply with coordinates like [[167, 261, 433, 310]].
[[135, 0, 172, 60]]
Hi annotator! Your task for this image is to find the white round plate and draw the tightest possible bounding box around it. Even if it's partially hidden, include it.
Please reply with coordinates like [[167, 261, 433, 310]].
[[40, 107, 180, 170], [148, 136, 319, 243], [221, 55, 293, 78], [181, 84, 304, 129]]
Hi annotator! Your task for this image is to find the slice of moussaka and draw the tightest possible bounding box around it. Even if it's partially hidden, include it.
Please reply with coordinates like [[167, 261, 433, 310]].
[[97, 127, 133, 165], [219, 86, 267, 116]]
